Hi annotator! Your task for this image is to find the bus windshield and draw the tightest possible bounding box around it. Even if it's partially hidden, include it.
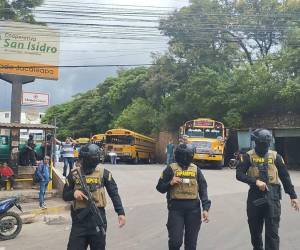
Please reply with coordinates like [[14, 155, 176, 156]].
[[0, 136, 8, 145], [185, 128, 223, 139], [106, 135, 133, 145]]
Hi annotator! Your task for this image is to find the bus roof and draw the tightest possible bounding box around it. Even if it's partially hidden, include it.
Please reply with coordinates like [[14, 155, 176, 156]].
[[75, 138, 90, 144], [91, 134, 105, 141], [105, 129, 155, 142]]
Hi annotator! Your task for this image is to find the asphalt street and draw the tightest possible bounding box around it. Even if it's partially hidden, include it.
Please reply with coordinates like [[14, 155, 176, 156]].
[[1, 164, 300, 250]]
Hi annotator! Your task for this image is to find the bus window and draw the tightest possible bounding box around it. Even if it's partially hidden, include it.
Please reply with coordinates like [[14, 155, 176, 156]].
[[204, 128, 222, 139], [186, 129, 204, 137], [106, 135, 133, 145], [185, 128, 222, 138]]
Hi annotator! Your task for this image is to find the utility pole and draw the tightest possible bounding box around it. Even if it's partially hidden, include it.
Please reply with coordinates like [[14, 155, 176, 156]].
[[0, 74, 35, 123]]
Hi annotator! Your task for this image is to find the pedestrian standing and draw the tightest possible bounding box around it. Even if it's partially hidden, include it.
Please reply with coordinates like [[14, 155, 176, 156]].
[[56, 137, 76, 177], [37, 156, 51, 209], [0, 162, 15, 191], [41, 133, 53, 159], [236, 129, 299, 250], [109, 149, 117, 165], [166, 139, 174, 166], [63, 144, 126, 250], [157, 143, 211, 250]]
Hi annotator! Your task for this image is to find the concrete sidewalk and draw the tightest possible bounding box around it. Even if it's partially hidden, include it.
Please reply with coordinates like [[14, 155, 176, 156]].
[[14, 198, 71, 224], [20, 198, 70, 215]]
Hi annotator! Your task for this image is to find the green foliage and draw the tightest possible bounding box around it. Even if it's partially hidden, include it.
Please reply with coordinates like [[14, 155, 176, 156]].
[[160, 0, 299, 65], [44, 0, 300, 136], [0, 0, 44, 23], [113, 98, 158, 135], [43, 67, 150, 138]]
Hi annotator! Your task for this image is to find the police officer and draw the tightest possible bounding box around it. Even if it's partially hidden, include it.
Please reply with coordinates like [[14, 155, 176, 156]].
[[236, 129, 299, 250], [63, 143, 126, 250], [156, 143, 211, 250], [25, 134, 36, 165]]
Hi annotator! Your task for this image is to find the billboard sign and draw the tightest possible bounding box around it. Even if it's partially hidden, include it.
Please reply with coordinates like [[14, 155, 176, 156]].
[[0, 21, 60, 80], [22, 91, 49, 107]]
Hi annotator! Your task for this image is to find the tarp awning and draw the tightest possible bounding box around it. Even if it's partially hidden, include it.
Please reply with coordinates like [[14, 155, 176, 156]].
[[0, 123, 56, 129]]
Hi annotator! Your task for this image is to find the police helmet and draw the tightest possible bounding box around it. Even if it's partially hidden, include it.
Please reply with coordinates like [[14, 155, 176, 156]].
[[174, 143, 195, 167], [251, 129, 272, 144], [79, 143, 101, 161]]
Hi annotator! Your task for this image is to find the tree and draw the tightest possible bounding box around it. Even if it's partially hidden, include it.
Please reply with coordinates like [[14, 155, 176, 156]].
[[0, 0, 44, 23], [160, 0, 300, 65], [43, 0, 300, 135], [42, 67, 150, 138], [112, 98, 158, 135]]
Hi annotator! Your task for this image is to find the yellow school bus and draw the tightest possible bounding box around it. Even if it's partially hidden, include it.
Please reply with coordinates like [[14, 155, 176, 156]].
[[179, 118, 227, 168], [91, 134, 105, 146], [90, 134, 106, 163], [74, 138, 90, 158], [75, 138, 90, 145], [105, 129, 156, 164]]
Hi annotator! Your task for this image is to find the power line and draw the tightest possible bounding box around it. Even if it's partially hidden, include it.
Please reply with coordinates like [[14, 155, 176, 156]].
[[0, 56, 283, 70], [42, 1, 177, 10], [0, 63, 155, 69]]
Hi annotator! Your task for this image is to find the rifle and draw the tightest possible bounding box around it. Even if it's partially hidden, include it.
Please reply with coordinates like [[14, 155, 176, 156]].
[[73, 168, 106, 236]]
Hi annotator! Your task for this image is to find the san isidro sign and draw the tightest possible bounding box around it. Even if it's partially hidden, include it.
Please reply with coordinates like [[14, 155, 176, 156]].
[[0, 21, 60, 80]]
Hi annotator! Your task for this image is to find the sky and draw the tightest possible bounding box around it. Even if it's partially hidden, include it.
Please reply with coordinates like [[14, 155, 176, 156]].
[[0, 0, 189, 111]]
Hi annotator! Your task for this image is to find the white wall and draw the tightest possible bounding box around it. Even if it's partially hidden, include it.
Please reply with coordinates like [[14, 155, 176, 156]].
[[0, 111, 45, 124]]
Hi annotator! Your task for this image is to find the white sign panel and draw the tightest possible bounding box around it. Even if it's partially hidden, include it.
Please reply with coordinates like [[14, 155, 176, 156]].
[[0, 21, 60, 79], [22, 92, 49, 107]]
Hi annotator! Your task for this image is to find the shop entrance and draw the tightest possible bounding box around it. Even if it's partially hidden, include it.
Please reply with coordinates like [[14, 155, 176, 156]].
[[274, 128, 300, 169]]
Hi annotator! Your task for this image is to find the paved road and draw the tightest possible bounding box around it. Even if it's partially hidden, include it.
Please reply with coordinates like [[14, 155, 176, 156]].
[[1, 164, 300, 250]]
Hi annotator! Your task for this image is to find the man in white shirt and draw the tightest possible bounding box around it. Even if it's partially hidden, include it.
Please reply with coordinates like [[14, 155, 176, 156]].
[[55, 137, 76, 176]]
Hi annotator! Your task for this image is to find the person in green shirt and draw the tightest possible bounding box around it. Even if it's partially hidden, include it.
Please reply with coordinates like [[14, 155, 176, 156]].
[[166, 139, 174, 166]]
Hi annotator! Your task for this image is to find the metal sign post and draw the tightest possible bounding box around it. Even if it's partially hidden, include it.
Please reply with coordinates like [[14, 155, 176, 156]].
[[0, 74, 35, 173]]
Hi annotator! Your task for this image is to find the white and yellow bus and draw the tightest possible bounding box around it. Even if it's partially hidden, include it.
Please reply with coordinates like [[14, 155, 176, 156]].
[[180, 118, 227, 168], [74, 137, 90, 159], [105, 129, 156, 164], [91, 134, 105, 147]]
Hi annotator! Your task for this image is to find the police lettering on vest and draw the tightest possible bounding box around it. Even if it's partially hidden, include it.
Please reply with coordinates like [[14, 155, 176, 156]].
[[170, 163, 199, 200], [246, 149, 279, 185], [72, 165, 107, 209]]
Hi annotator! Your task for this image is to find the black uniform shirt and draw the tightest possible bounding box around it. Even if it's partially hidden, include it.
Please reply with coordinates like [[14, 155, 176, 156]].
[[236, 153, 297, 200], [156, 165, 211, 211], [27, 139, 35, 149], [63, 168, 125, 216]]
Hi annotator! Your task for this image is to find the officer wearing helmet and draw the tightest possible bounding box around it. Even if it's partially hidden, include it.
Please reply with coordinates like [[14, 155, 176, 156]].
[[63, 143, 126, 250], [236, 128, 299, 250], [25, 133, 36, 165], [156, 143, 211, 250]]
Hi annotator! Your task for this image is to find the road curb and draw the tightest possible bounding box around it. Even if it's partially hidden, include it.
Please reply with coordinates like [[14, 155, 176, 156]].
[[22, 204, 70, 216]]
